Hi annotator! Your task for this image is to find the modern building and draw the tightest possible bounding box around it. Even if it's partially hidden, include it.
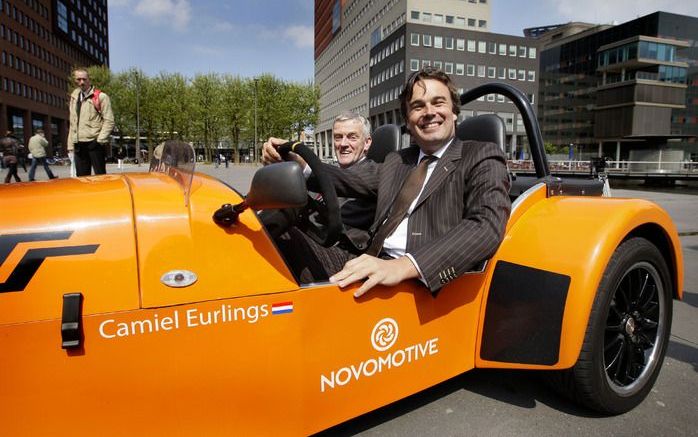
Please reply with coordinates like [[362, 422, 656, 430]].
[[369, 21, 539, 157], [315, 0, 502, 158], [536, 12, 698, 163], [0, 0, 109, 151]]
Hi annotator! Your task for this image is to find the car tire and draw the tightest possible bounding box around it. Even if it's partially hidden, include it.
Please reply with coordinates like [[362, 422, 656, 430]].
[[549, 237, 672, 414]]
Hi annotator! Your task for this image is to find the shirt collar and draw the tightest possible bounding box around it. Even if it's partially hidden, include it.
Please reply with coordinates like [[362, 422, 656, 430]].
[[418, 137, 454, 163]]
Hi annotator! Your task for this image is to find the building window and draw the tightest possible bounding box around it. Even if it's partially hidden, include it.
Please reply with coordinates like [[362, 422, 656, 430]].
[[422, 60, 431, 67], [497, 94, 505, 103], [488, 42, 496, 54], [445, 62, 453, 74], [487, 66, 496, 78], [422, 12, 431, 23], [410, 33, 419, 46], [456, 63, 465, 75], [457, 38, 465, 51], [519, 45, 527, 57], [434, 35, 443, 49], [529, 47, 537, 59], [508, 68, 516, 79], [498, 67, 506, 79], [446, 15, 454, 24], [468, 18, 476, 27], [434, 14, 443, 24], [466, 64, 475, 76], [479, 20, 487, 28], [423, 34, 432, 47], [434, 60, 442, 69], [466, 39, 475, 52], [518, 69, 525, 81], [455, 16, 465, 27], [477, 65, 486, 77], [478, 41, 486, 53], [509, 45, 517, 56], [527, 70, 535, 81], [498, 43, 507, 56], [411, 10, 419, 20], [487, 94, 495, 102], [410, 59, 419, 71], [445, 37, 454, 50]]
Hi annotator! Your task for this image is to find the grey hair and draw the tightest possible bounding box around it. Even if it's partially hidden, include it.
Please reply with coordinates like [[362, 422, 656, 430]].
[[333, 111, 371, 138]]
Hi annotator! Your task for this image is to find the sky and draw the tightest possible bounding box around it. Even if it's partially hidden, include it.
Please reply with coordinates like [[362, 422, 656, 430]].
[[107, 0, 698, 83]]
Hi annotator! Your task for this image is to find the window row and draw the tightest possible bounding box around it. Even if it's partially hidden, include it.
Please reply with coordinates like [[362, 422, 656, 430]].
[[410, 10, 487, 29], [319, 0, 400, 74], [1, 76, 67, 108], [1, 51, 70, 90], [325, 64, 367, 99], [369, 35, 405, 67], [410, 33, 537, 59], [1, 25, 74, 73], [369, 85, 403, 109], [370, 60, 405, 88], [409, 59, 536, 82]]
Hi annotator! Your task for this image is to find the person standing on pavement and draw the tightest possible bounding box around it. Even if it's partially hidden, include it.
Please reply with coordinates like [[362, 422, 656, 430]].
[[68, 68, 115, 176], [1, 130, 21, 183], [28, 129, 57, 181]]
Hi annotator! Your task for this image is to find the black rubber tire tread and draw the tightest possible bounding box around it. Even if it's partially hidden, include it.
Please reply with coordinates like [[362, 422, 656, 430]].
[[547, 237, 672, 415]]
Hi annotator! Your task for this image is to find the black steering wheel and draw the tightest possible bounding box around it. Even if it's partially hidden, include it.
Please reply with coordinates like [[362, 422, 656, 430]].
[[276, 142, 343, 247]]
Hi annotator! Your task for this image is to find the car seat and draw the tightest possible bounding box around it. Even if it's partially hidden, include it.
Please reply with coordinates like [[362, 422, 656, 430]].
[[367, 124, 400, 163]]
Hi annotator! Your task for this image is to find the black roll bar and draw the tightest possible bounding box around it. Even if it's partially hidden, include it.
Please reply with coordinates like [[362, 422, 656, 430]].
[[460, 83, 550, 178]]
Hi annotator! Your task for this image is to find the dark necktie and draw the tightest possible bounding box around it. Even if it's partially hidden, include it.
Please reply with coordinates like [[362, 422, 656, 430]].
[[366, 154, 437, 256]]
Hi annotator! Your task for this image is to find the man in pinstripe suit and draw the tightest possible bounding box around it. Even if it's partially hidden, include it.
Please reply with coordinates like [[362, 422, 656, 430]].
[[263, 67, 510, 297]]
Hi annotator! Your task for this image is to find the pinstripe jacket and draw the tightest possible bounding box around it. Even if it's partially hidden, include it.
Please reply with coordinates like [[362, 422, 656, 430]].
[[315, 138, 511, 292]]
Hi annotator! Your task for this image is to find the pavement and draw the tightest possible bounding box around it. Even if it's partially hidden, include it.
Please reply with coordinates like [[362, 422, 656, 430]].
[[17, 162, 698, 436]]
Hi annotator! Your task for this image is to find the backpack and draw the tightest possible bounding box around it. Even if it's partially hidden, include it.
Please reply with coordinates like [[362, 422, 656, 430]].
[[92, 88, 102, 113]]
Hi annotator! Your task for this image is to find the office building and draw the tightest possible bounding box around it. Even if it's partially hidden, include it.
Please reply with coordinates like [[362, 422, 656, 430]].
[[315, 0, 502, 158], [369, 21, 539, 157], [536, 12, 698, 162], [0, 0, 109, 151]]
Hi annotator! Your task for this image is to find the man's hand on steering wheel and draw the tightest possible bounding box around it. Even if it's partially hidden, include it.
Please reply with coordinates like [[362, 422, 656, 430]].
[[260, 137, 342, 247], [262, 137, 307, 168]]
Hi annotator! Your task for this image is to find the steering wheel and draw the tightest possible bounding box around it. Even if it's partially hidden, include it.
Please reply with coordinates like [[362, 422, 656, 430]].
[[276, 142, 343, 247]]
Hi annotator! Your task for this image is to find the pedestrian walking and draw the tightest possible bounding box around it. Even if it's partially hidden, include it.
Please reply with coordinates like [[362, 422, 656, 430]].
[[16, 143, 27, 172], [68, 68, 115, 176], [1, 130, 21, 183], [28, 129, 57, 181]]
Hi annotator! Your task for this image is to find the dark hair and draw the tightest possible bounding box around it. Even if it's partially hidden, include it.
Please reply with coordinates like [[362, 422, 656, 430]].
[[35, 128, 44, 134], [399, 67, 460, 119]]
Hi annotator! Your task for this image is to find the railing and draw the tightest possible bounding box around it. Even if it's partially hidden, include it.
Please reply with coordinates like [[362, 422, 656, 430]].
[[508, 160, 698, 175]]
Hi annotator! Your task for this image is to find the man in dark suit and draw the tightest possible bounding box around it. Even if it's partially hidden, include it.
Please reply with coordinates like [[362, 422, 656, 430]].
[[263, 67, 510, 297]]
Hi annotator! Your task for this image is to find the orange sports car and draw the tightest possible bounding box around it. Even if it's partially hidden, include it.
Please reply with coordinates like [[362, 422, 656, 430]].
[[0, 84, 683, 435]]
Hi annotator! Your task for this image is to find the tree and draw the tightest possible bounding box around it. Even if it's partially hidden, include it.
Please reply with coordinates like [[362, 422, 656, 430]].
[[220, 75, 251, 163], [190, 73, 224, 161]]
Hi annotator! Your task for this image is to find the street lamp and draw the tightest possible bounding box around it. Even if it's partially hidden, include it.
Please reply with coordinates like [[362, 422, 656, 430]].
[[253, 77, 259, 163]]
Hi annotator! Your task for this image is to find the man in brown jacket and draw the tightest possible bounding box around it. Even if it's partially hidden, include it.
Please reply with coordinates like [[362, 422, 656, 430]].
[[68, 68, 115, 176]]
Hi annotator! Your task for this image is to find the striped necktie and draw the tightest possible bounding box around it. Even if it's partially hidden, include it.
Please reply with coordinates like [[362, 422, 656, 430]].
[[366, 154, 437, 256]]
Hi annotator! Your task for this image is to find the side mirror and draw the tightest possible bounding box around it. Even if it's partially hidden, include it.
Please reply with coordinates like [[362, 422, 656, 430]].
[[213, 162, 307, 227]]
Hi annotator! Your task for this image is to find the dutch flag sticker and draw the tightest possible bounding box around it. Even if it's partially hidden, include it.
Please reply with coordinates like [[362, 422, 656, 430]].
[[271, 301, 293, 315]]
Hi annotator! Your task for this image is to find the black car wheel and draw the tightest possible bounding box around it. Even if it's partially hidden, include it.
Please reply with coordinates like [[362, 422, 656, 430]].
[[551, 237, 672, 414]]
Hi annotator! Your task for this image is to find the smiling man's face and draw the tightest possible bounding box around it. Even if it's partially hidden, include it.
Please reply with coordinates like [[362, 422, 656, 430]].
[[406, 78, 457, 154], [333, 119, 371, 168]]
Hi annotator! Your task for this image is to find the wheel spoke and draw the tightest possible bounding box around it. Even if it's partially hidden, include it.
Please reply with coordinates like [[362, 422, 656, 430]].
[[605, 335, 625, 375]]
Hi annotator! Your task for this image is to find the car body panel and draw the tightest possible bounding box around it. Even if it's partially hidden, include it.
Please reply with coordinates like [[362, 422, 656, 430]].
[[477, 194, 683, 369], [0, 170, 684, 435], [0, 176, 139, 324]]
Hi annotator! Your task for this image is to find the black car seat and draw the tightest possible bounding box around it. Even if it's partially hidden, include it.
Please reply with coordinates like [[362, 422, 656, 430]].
[[456, 114, 505, 147], [366, 124, 400, 163]]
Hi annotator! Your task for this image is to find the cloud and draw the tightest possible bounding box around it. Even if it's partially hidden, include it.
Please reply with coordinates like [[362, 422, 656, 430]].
[[211, 20, 235, 33], [284, 25, 314, 48], [550, 0, 698, 24], [134, 0, 191, 28], [110, 0, 131, 7]]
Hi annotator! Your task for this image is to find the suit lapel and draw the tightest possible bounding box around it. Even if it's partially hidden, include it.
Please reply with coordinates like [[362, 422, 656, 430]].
[[414, 139, 463, 210]]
